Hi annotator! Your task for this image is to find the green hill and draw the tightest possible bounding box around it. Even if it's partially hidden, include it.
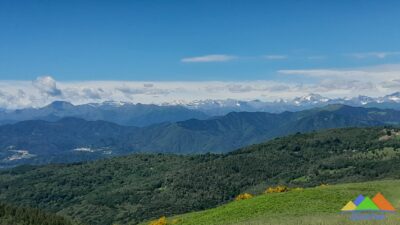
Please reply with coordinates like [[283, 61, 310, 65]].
[[0, 127, 399, 224], [156, 180, 400, 225]]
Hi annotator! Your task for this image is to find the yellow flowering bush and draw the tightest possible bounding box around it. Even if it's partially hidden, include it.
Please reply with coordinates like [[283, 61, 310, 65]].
[[265, 185, 289, 194], [149, 216, 167, 225], [235, 193, 253, 201]]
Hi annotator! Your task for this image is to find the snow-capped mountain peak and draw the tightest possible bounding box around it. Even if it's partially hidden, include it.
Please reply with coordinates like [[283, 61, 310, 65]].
[[384, 92, 400, 102], [160, 92, 400, 115], [351, 95, 375, 105], [292, 93, 330, 105]]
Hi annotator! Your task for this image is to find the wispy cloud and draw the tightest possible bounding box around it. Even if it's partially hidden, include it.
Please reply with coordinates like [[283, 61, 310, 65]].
[[263, 55, 288, 60], [348, 51, 400, 59], [278, 69, 368, 79], [278, 64, 400, 97], [278, 64, 400, 81], [181, 54, 236, 63], [180, 51, 400, 63]]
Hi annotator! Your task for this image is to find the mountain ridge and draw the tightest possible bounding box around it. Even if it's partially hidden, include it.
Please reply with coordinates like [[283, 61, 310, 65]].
[[171, 92, 400, 115], [1, 104, 400, 167], [0, 101, 209, 126], [1, 92, 400, 124]]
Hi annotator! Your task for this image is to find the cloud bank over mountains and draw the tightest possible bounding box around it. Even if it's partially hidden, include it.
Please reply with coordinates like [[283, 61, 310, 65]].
[[0, 64, 399, 109]]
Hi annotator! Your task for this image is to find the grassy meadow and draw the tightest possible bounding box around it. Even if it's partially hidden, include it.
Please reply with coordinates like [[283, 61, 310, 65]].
[[146, 179, 400, 225]]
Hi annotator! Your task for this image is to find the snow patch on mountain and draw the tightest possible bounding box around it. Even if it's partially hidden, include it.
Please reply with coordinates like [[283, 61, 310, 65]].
[[161, 92, 400, 115]]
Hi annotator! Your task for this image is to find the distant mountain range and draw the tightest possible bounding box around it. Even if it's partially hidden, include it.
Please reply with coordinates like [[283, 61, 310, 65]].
[[1, 93, 400, 127], [0, 101, 208, 126], [169, 92, 400, 115], [1, 104, 400, 167]]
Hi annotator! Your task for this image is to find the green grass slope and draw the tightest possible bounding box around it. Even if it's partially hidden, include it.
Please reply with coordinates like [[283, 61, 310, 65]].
[[162, 180, 400, 225]]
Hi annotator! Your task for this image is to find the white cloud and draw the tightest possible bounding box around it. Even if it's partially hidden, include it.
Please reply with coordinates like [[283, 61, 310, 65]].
[[227, 84, 254, 93], [263, 55, 288, 60], [0, 78, 305, 109], [181, 54, 236, 63], [0, 89, 30, 109], [278, 64, 400, 97], [0, 64, 399, 109], [348, 51, 400, 59], [278, 64, 400, 81], [116, 86, 171, 96], [279, 69, 368, 79], [381, 79, 400, 89], [32, 76, 62, 97]]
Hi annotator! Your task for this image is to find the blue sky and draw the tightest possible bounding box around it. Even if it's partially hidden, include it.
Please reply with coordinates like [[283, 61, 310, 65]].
[[1, 1, 400, 108], [1, 0, 400, 81]]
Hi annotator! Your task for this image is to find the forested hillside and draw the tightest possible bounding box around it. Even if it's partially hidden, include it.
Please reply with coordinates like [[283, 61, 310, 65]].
[[0, 127, 399, 224], [2, 104, 400, 168], [0, 202, 80, 225]]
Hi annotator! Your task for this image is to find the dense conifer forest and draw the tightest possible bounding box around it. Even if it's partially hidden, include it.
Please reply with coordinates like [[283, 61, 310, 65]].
[[0, 202, 80, 225]]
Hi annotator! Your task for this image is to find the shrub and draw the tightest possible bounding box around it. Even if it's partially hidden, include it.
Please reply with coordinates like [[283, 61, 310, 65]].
[[265, 185, 289, 194], [235, 193, 253, 201], [149, 216, 167, 225]]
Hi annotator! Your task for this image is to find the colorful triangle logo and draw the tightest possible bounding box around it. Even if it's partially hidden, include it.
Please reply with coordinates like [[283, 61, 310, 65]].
[[341, 193, 396, 212]]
